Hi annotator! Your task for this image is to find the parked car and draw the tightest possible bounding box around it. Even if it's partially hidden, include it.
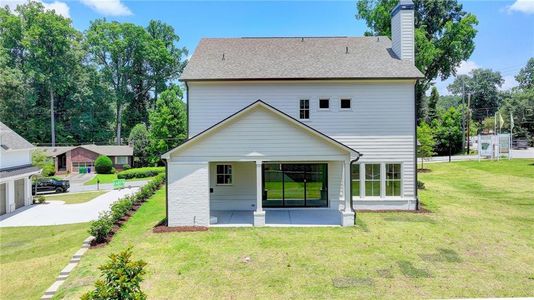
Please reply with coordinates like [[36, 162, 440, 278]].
[[512, 139, 529, 150], [32, 178, 70, 195]]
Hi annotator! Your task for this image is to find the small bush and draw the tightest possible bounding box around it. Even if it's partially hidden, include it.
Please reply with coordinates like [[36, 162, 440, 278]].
[[117, 167, 165, 180], [88, 211, 113, 243], [33, 195, 46, 204], [41, 164, 56, 177], [417, 180, 426, 190], [122, 164, 131, 170], [95, 155, 113, 174], [110, 197, 133, 223], [81, 247, 147, 300]]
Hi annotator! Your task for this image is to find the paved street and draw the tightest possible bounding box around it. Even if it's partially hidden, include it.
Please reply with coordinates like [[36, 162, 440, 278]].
[[68, 180, 149, 193], [0, 188, 138, 227]]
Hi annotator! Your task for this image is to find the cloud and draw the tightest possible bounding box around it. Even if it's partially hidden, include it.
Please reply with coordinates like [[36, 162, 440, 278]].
[[500, 75, 519, 91], [79, 0, 132, 16], [456, 60, 478, 75], [0, 0, 70, 18], [508, 0, 534, 14]]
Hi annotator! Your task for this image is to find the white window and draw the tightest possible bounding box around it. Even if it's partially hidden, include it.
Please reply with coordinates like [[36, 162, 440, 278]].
[[319, 98, 330, 110], [385, 163, 402, 196], [116, 156, 129, 165], [299, 99, 310, 119], [351, 164, 361, 198], [340, 98, 351, 110], [216, 164, 232, 185], [365, 164, 381, 197]]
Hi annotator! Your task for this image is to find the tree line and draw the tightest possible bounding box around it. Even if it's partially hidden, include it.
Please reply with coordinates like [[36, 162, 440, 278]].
[[0, 1, 187, 162]]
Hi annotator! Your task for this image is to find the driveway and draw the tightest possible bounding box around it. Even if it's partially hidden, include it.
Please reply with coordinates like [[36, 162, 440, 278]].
[[0, 188, 138, 227]]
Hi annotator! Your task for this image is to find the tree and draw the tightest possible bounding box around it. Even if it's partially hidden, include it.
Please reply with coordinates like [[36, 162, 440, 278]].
[[515, 57, 534, 90], [426, 86, 439, 122], [148, 86, 187, 164], [356, 0, 478, 121], [431, 106, 464, 156], [32, 149, 55, 176], [417, 122, 435, 169], [128, 123, 150, 167], [448, 69, 503, 122], [498, 89, 534, 143], [436, 95, 461, 111]]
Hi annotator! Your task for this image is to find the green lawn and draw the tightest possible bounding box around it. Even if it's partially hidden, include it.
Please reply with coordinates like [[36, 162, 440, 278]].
[[43, 191, 108, 204], [53, 159, 534, 299], [83, 174, 156, 185], [0, 223, 89, 300]]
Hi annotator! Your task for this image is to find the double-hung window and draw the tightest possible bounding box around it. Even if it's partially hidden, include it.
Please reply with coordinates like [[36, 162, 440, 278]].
[[365, 164, 381, 197], [216, 164, 232, 185], [351, 164, 361, 198], [385, 163, 402, 196], [299, 99, 310, 119]]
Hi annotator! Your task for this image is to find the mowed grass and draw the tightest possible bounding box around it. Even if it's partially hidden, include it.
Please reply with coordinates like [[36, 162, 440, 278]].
[[44, 191, 108, 204], [0, 223, 89, 300], [55, 159, 534, 299], [84, 174, 156, 185]]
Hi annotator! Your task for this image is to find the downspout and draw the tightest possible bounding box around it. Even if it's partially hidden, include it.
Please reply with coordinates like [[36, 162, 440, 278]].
[[414, 81, 419, 210], [163, 158, 169, 225], [349, 154, 363, 214], [185, 81, 190, 139]]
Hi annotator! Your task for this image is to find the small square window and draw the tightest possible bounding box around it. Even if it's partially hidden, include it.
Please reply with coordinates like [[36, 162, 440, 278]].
[[341, 98, 351, 109], [216, 164, 232, 185], [299, 99, 310, 119], [319, 99, 330, 109]]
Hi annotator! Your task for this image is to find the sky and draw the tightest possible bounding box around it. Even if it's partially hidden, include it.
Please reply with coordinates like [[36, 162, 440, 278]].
[[2, 0, 533, 95]]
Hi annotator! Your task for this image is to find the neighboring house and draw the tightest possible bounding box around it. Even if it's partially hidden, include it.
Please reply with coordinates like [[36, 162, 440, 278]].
[[38, 145, 133, 174], [0, 122, 40, 216], [162, 1, 423, 227]]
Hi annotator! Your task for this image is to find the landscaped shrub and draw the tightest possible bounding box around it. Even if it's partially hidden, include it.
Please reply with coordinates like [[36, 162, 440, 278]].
[[117, 167, 164, 179], [122, 164, 131, 170], [41, 164, 56, 177], [88, 211, 114, 243], [95, 155, 113, 174], [33, 195, 45, 204], [417, 180, 426, 190], [88, 173, 166, 245], [81, 247, 147, 300]]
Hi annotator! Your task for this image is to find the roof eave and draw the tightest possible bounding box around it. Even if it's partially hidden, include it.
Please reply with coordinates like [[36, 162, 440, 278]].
[[179, 76, 424, 82]]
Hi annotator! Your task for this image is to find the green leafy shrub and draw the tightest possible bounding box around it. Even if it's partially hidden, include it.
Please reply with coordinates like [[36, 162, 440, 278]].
[[95, 155, 113, 174], [81, 247, 147, 300], [110, 197, 133, 223], [32, 149, 55, 176], [117, 167, 164, 179], [33, 195, 46, 204], [88, 211, 113, 243], [122, 164, 131, 170], [417, 180, 426, 190]]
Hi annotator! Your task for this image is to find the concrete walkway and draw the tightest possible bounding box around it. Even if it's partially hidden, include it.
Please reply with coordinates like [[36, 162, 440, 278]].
[[0, 188, 138, 227]]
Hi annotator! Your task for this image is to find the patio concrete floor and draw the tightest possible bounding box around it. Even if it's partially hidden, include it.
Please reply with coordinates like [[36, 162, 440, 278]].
[[210, 209, 341, 227]]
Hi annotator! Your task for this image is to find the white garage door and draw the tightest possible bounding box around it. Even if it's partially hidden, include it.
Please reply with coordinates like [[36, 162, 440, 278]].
[[0, 183, 6, 215], [15, 179, 25, 209]]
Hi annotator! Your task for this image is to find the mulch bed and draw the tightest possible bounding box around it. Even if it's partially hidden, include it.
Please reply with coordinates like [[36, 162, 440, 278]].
[[417, 168, 432, 173], [152, 219, 208, 233]]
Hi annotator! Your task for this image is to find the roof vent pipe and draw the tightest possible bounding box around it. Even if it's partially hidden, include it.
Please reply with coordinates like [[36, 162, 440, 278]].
[[345, 46, 349, 54], [222, 53, 225, 61]]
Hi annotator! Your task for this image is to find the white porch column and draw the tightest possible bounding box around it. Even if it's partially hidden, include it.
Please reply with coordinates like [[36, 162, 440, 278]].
[[253, 160, 265, 226], [341, 159, 355, 226], [6, 179, 15, 213], [25, 177, 32, 206]]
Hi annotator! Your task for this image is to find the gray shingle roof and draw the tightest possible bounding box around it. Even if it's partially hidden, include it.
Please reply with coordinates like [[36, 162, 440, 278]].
[[0, 122, 34, 151], [37, 145, 133, 157], [180, 37, 424, 81]]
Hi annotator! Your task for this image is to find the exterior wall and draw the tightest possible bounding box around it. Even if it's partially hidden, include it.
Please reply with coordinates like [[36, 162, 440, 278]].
[[187, 80, 416, 207], [0, 183, 6, 215], [167, 162, 210, 226], [0, 149, 31, 169], [1, 175, 33, 215], [110, 156, 133, 170], [208, 161, 345, 211], [70, 147, 99, 164], [391, 8, 415, 62]]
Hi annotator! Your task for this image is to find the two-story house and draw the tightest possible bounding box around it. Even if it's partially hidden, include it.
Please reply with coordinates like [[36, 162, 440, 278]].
[[162, 1, 423, 227], [0, 122, 40, 216]]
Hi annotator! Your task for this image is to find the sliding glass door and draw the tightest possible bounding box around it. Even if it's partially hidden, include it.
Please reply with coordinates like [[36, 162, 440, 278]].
[[263, 163, 328, 208]]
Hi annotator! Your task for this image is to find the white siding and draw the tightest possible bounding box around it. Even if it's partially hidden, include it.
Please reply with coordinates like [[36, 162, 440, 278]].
[[187, 81, 416, 200], [171, 104, 348, 161], [0, 149, 32, 169], [391, 9, 414, 62]]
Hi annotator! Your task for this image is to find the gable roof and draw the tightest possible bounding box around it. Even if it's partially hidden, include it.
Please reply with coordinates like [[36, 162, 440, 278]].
[[180, 37, 424, 81], [38, 145, 133, 157], [0, 122, 34, 151], [162, 100, 360, 159]]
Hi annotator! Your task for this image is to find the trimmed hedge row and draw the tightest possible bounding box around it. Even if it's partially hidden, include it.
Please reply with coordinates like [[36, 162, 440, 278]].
[[117, 167, 165, 180], [89, 173, 165, 243]]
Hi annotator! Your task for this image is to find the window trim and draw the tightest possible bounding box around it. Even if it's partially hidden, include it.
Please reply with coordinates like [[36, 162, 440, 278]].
[[385, 163, 403, 197], [354, 162, 404, 200], [299, 99, 310, 120], [215, 164, 233, 186], [340, 98, 352, 111], [115, 156, 129, 165], [318, 98, 330, 111]]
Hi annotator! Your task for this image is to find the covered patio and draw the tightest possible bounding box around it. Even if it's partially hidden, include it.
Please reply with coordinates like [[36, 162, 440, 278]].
[[210, 209, 341, 227]]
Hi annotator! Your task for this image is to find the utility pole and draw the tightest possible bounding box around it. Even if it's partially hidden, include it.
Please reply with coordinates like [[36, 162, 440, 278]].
[[466, 93, 471, 154], [461, 79, 466, 153]]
